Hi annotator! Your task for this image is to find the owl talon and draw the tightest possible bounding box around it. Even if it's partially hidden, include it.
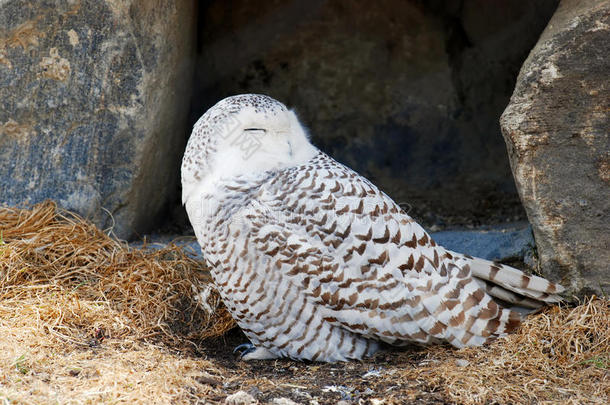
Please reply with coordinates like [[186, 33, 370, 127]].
[[233, 344, 278, 360], [233, 343, 256, 357]]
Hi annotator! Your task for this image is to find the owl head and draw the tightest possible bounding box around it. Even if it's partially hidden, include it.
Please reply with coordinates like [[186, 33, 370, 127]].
[[182, 94, 317, 203]]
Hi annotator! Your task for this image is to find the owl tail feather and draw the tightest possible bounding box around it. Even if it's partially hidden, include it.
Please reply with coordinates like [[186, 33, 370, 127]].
[[416, 272, 523, 348], [447, 250, 565, 309], [413, 251, 563, 349]]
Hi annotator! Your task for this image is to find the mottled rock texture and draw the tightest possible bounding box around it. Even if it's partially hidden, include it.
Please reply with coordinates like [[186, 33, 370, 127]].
[[0, 0, 196, 239], [500, 0, 609, 297], [193, 0, 559, 228]]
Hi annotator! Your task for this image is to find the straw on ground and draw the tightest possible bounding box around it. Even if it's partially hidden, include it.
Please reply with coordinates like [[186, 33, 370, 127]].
[[0, 202, 608, 404]]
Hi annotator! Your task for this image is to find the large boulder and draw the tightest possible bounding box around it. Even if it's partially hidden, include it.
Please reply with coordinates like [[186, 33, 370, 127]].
[[0, 0, 196, 239], [500, 0, 609, 297]]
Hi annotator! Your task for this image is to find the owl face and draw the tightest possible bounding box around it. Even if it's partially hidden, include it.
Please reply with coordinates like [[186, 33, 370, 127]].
[[210, 95, 293, 161], [181, 94, 318, 203]]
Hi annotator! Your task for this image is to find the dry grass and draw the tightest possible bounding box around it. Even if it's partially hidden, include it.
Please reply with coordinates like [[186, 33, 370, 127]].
[[396, 297, 609, 404], [0, 201, 234, 404], [0, 201, 608, 404], [0, 200, 235, 344]]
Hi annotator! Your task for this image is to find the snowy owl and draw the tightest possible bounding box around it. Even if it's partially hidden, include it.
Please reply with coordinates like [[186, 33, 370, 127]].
[[181, 94, 564, 362]]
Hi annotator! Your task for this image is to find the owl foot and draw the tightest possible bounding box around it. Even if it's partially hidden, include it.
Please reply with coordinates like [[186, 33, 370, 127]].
[[233, 343, 256, 357], [233, 343, 278, 360]]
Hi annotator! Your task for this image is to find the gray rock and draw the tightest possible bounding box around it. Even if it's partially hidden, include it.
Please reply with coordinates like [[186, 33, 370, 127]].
[[431, 223, 534, 262], [455, 359, 470, 367], [500, 0, 610, 297], [270, 398, 299, 405], [224, 391, 257, 405], [0, 0, 196, 239]]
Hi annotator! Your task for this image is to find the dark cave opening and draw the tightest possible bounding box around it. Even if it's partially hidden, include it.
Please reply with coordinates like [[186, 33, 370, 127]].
[[164, 0, 560, 234]]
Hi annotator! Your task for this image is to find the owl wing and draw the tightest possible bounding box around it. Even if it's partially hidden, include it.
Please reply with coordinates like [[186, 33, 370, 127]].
[[226, 155, 514, 349], [225, 152, 562, 353], [234, 195, 512, 351]]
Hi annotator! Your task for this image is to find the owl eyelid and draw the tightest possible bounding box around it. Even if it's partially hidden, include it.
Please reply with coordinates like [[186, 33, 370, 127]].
[[244, 128, 266, 132]]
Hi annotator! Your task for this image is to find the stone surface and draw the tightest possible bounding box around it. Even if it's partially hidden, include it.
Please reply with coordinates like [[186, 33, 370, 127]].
[[224, 390, 257, 405], [432, 223, 534, 262], [192, 0, 559, 228], [500, 0, 609, 297], [270, 398, 299, 405], [0, 0, 196, 239]]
